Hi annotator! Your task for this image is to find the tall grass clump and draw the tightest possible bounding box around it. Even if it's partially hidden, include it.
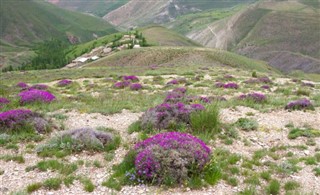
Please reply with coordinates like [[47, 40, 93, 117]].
[[190, 103, 220, 136]]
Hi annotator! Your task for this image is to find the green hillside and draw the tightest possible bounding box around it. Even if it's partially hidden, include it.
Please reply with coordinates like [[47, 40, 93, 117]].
[[87, 46, 277, 74], [185, 1, 320, 73], [104, 0, 256, 29], [0, 0, 117, 68], [47, 0, 130, 17], [140, 26, 201, 47]]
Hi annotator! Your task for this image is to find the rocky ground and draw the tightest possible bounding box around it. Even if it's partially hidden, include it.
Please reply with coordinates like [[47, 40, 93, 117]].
[[1, 67, 319, 194]]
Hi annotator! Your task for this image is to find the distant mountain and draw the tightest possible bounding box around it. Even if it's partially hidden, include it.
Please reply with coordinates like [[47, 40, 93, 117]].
[[103, 0, 255, 30], [0, 0, 117, 68], [186, 1, 320, 73], [46, 0, 129, 17]]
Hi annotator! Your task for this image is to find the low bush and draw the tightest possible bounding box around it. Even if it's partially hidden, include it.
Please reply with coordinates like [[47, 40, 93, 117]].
[[57, 79, 72, 87], [140, 102, 205, 130], [0, 109, 50, 134], [238, 92, 267, 103], [123, 75, 139, 82], [285, 98, 314, 110], [37, 128, 120, 157], [130, 83, 143, 91], [19, 89, 56, 104], [234, 118, 258, 131], [134, 132, 211, 184]]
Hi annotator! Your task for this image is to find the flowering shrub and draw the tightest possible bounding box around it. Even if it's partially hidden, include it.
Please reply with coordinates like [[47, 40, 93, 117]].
[[261, 85, 270, 90], [285, 99, 314, 110], [0, 97, 10, 107], [167, 79, 178, 85], [123, 75, 139, 82], [114, 81, 131, 89], [19, 89, 56, 104], [57, 79, 72, 87], [140, 102, 205, 130], [172, 87, 187, 94], [215, 82, 224, 88], [238, 92, 266, 103], [134, 132, 211, 184], [223, 82, 239, 89], [245, 77, 272, 84], [29, 84, 48, 90], [16, 82, 29, 89], [130, 83, 143, 91], [0, 109, 49, 134]]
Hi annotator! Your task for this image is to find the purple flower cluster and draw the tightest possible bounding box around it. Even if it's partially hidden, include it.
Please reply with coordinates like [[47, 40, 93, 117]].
[[0, 97, 10, 107], [261, 85, 270, 90], [130, 83, 143, 91], [245, 77, 272, 84], [167, 79, 179, 85], [223, 82, 239, 89], [285, 98, 314, 110], [123, 75, 139, 82], [114, 81, 131, 89], [239, 92, 266, 103], [57, 79, 72, 87], [19, 89, 56, 104], [134, 132, 211, 182], [16, 82, 29, 89], [141, 102, 205, 130], [0, 109, 34, 131]]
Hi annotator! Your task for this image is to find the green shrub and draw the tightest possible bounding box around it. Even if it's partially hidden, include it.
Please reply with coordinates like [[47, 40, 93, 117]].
[[265, 180, 280, 195], [284, 180, 300, 191], [234, 118, 258, 131], [43, 178, 62, 190], [26, 183, 42, 193]]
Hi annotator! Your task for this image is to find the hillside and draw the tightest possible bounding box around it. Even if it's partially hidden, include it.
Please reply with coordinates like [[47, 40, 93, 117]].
[[0, 0, 117, 68], [186, 1, 320, 73], [46, 0, 129, 17], [140, 26, 201, 47], [86, 46, 277, 73], [103, 0, 255, 29]]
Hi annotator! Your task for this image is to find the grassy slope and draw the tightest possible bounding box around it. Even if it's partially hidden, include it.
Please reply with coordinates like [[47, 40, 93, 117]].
[[140, 26, 201, 47], [86, 47, 277, 74], [166, 5, 245, 35], [0, 0, 117, 47], [104, 0, 255, 29], [185, 1, 320, 73], [48, 0, 130, 17]]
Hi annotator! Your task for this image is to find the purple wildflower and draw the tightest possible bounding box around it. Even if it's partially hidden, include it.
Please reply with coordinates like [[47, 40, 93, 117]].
[[134, 132, 211, 182], [258, 77, 272, 83], [29, 84, 48, 90], [285, 98, 314, 110], [57, 79, 72, 87], [261, 85, 270, 90], [16, 82, 29, 89], [114, 81, 131, 89], [223, 82, 239, 89], [238, 93, 266, 103], [215, 82, 224, 88], [173, 87, 187, 94], [0, 109, 33, 131], [0, 97, 10, 105], [167, 79, 179, 85], [130, 83, 143, 90], [191, 104, 205, 111], [19, 89, 56, 104], [123, 75, 139, 82]]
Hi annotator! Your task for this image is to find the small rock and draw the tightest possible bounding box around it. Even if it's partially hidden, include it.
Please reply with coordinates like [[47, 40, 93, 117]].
[[304, 150, 310, 155]]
